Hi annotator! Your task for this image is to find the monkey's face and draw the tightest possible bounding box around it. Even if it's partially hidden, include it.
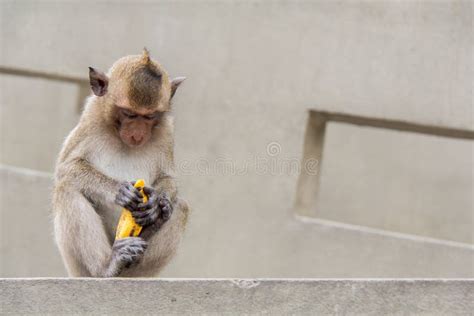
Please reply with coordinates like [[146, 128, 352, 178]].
[[89, 49, 185, 148], [115, 106, 162, 148]]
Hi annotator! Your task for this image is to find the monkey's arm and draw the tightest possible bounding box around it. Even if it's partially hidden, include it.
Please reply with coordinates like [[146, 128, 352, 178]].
[[56, 157, 120, 204], [153, 173, 178, 202]]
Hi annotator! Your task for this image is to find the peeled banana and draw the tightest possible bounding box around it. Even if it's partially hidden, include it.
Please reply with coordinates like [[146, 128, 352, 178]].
[[115, 179, 148, 240]]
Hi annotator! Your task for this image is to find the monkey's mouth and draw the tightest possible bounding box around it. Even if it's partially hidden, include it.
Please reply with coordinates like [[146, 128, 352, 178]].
[[121, 138, 144, 148], [122, 133, 151, 148], [125, 141, 145, 148]]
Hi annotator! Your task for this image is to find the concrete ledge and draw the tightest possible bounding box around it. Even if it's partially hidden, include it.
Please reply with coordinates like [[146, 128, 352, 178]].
[[1, 279, 472, 314]]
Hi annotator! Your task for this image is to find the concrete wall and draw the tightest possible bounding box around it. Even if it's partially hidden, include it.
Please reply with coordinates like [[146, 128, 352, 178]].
[[0, 76, 79, 171], [0, 166, 66, 277], [0, 1, 472, 277], [2, 165, 473, 278], [1, 279, 473, 315], [317, 123, 473, 244]]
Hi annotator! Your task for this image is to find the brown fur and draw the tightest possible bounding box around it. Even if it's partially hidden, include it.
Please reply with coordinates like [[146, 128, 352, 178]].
[[53, 50, 188, 277], [129, 65, 163, 108]]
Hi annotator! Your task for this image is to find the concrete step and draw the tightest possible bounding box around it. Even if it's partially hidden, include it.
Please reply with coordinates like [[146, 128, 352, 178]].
[[1, 279, 472, 314]]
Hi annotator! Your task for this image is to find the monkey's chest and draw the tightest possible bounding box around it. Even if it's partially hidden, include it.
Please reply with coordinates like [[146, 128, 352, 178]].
[[90, 149, 155, 185], [90, 148, 157, 240]]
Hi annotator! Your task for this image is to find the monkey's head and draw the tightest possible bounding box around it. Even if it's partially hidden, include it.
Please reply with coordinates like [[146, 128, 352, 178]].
[[88, 49, 185, 148]]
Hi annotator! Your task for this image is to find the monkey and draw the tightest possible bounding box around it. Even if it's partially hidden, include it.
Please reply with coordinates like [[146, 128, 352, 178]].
[[52, 49, 189, 277]]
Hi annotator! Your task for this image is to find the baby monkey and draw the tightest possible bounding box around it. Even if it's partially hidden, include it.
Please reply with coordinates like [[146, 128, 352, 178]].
[[53, 49, 189, 277]]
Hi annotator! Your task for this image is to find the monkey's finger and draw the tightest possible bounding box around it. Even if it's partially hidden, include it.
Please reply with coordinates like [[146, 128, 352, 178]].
[[116, 191, 136, 202], [118, 246, 145, 257], [115, 237, 148, 250], [116, 196, 139, 210], [137, 211, 159, 226], [125, 242, 147, 251], [125, 245, 146, 255], [126, 183, 142, 196], [131, 209, 150, 218], [118, 190, 142, 204], [135, 218, 151, 227], [119, 182, 136, 195], [135, 202, 155, 212], [142, 186, 157, 196], [145, 191, 159, 203], [130, 184, 146, 200], [120, 181, 135, 191], [133, 208, 158, 221], [141, 193, 158, 208], [161, 210, 171, 220], [122, 182, 142, 197], [120, 188, 142, 204], [115, 196, 135, 209], [162, 203, 173, 217], [158, 198, 170, 207], [146, 196, 158, 207], [143, 189, 160, 205], [129, 241, 148, 251]]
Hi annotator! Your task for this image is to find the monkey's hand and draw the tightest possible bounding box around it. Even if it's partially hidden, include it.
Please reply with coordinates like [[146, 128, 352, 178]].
[[111, 237, 147, 269], [115, 181, 143, 212], [132, 187, 173, 227]]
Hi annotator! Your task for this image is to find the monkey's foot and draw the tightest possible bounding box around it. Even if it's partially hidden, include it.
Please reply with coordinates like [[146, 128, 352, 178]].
[[112, 237, 147, 267]]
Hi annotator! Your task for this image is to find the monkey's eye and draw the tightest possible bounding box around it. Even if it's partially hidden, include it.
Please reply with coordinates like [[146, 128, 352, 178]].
[[121, 109, 138, 119], [144, 112, 160, 120]]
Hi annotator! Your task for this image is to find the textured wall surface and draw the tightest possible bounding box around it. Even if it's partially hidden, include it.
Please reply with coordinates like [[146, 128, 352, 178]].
[[0, 166, 66, 277], [1, 166, 473, 278], [0, 0, 472, 278], [1, 279, 473, 315]]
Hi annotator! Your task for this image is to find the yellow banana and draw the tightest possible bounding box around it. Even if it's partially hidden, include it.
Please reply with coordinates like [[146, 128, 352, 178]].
[[115, 179, 148, 239]]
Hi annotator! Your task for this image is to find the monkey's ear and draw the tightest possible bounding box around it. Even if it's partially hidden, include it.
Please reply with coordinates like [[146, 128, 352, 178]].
[[170, 77, 186, 99], [89, 67, 109, 97]]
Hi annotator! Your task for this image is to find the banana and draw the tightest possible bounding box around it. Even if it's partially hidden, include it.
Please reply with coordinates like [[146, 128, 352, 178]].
[[115, 179, 148, 239]]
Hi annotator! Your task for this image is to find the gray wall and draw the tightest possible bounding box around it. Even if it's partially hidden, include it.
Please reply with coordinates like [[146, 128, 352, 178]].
[[0, 0, 472, 277]]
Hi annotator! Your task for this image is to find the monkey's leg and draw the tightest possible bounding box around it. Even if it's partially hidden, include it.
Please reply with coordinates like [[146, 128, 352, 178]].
[[53, 184, 146, 277]]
